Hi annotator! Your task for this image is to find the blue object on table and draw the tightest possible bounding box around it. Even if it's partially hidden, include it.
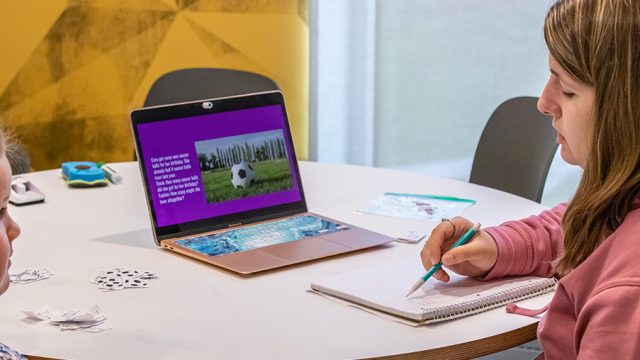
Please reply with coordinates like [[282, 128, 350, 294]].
[[61, 161, 108, 187]]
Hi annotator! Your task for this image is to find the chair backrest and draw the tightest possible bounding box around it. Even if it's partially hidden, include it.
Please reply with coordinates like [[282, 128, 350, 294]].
[[137, 68, 279, 159], [143, 68, 279, 107], [9, 145, 31, 175], [469, 96, 559, 203]]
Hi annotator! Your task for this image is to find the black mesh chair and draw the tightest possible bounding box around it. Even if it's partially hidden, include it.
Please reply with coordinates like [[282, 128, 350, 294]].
[[469, 96, 559, 203], [143, 68, 279, 107]]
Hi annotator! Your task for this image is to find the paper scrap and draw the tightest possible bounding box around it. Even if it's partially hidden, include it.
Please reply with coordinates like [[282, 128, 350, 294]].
[[92, 267, 158, 291], [23, 305, 109, 332], [10, 268, 53, 284]]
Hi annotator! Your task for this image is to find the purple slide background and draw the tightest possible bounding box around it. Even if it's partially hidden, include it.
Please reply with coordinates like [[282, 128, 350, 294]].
[[137, 105, 302, 227]]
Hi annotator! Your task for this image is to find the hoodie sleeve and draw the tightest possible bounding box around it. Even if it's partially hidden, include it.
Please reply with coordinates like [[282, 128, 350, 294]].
[[482, 203, 566, 280]]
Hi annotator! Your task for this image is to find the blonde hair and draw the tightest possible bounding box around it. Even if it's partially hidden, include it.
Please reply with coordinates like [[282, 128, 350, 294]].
[[0, 123, 18, 160], [544, 0, 640, 273], [0, 125, 7, 156]]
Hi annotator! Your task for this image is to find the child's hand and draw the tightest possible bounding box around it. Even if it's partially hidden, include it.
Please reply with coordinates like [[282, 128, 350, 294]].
[[420, 217, 498, 282]]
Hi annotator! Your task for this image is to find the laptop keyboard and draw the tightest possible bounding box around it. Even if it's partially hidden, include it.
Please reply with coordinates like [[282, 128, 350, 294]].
[[175, 215, 349, 257]]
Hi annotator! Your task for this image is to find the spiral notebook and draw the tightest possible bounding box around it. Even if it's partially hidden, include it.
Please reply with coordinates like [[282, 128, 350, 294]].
[[310, 258, 556, 325]]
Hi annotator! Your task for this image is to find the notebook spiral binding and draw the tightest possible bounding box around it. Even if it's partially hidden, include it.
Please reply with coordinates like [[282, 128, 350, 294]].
[[421, 278, 557, 324]]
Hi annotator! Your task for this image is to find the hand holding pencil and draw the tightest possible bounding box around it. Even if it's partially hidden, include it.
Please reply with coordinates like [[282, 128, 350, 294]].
[[407, 223, 481, 297], [418, 217, 499, 284]]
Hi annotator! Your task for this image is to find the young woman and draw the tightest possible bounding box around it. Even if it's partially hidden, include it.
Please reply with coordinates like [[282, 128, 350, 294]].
[[421, 0, 640, 358], [0, 127, 25, 359]]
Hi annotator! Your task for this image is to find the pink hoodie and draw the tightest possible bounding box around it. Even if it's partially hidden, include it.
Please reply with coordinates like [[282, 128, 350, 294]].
[[483, 202, 640, 359]]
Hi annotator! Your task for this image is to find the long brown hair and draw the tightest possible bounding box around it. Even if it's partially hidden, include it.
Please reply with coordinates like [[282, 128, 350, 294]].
[[544, 0, 640, 273]]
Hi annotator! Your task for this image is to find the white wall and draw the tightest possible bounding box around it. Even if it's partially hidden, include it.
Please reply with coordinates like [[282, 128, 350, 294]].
[[310, 0, 581, 207]]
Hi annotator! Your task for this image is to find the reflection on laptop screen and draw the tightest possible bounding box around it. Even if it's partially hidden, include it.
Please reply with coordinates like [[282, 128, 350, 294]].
[[136, 104, 302, 227]]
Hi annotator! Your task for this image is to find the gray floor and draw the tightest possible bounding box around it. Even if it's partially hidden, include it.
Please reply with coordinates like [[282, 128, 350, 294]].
[[476, 340, 542, 360]]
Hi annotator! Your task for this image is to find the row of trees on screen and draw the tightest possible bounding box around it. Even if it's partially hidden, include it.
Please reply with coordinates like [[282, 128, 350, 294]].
[[198, 138, 287, 171]]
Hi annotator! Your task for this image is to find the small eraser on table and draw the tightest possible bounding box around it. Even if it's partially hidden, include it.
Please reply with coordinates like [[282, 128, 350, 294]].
[[396, 231, 425, 244]]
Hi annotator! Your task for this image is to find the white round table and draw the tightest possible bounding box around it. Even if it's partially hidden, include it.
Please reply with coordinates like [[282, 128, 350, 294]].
[[1, 161, 550, 360]]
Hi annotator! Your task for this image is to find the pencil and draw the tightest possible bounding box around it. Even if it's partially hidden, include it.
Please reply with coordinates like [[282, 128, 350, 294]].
[[405, 223, 481, 298]]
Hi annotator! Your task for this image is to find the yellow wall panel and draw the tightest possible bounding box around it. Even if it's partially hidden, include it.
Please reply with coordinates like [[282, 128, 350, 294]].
[[0, 1, 308, 170], [0, 1, 67, 94], [185, 13, 309, 149], [127, 15, 225, 109]]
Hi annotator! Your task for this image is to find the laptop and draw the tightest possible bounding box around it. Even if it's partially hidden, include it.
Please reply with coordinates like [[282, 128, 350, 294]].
[[130, 91, 393, 274]]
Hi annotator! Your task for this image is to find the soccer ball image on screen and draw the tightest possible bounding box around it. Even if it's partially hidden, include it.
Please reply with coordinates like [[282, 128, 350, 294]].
[[230, 161, 256, 189]]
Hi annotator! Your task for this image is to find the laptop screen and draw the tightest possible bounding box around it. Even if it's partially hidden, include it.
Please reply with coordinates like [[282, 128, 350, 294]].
[[130, 91, 306, 239]]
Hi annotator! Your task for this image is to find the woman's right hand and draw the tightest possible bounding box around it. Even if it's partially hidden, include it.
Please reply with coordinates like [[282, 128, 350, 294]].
[[420, 217, 499, 282]]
